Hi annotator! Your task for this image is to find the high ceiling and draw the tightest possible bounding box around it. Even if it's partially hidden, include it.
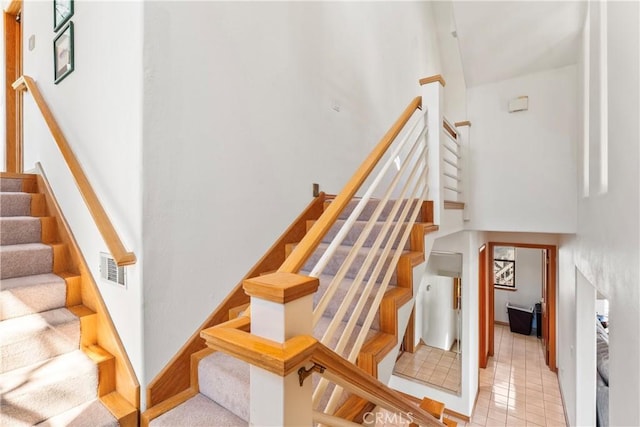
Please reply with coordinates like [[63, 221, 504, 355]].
[[451, 1, 587, 87]]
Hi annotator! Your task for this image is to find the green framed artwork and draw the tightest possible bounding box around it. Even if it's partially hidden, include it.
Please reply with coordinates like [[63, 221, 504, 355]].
[[54, 22, 74, 84], [54, 0, 73, 32]]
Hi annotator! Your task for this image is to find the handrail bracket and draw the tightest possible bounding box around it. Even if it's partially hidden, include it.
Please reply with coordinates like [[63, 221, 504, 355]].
[[12, 76, 27, 91], [298, 363, 325, 386]]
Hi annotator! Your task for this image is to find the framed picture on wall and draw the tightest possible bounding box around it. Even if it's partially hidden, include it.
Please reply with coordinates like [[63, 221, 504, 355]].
[[54, 22, 74, 84], [54, 0, 73, 32]]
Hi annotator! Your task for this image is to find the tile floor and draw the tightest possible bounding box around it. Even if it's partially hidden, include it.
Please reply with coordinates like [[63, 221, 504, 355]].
[[394, 343, 461, 394], [469, 325, 567, 426], [465, 324, 566, 427], [388, 325, 567, 427]]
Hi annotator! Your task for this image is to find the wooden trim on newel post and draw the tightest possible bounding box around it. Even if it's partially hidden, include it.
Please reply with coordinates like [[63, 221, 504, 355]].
[[232, 272, 320, 425]]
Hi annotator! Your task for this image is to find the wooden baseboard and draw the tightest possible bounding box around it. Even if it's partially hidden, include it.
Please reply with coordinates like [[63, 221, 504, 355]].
[[444, 407, 470, 422]]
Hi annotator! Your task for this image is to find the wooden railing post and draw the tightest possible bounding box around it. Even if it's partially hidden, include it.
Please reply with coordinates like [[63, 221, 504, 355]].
[[420, 75, 445, 225], [243, 272, 319, 426]]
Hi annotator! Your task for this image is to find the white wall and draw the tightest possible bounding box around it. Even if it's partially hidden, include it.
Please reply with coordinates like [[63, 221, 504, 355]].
[[21, 1, 144, 388], [466, 65, 578, 233], [431, 0, 467, 122], [141, 1, 445, 383], [494, 247, 543, 324], [557, 235, 577, 426], [575, 270, 596, 427], [558, 2, 640, 426]]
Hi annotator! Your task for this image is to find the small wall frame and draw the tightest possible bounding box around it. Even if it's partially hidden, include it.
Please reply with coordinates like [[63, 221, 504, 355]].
[[54, 0, 73, 32], [54, 22, 74, 84]]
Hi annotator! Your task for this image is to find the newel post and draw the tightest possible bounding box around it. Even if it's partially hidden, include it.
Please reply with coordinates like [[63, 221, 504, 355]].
[[243, 272, 319, 426], [419, 75, 445, 226]]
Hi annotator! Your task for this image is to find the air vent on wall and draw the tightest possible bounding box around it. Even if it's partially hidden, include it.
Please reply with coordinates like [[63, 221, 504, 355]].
[[100, 252, 126, 288]]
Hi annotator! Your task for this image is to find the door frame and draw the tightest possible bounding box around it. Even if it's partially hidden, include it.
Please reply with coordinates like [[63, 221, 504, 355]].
[[478, 244, 489, 368], [485, 241, 557, 372], [4, 0, 22, 172]]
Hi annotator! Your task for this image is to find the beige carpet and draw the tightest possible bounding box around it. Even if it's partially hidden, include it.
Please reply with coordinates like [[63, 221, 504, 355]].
[[0, 176, 116, 426]]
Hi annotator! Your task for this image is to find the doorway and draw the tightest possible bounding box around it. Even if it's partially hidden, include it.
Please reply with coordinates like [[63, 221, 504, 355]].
[[480, 242, 557, 372], [4, 0, 22, 172]]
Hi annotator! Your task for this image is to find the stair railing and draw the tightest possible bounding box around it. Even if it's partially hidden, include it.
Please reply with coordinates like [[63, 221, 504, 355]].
[[313, 132, 428, 413], [310, 342, 443, 427], [12, 76, 135, 266], [201, 320, 445, 427], [278, 96, 423, 273], [274, 97, 430, 413], [441, 117, 463, 203]]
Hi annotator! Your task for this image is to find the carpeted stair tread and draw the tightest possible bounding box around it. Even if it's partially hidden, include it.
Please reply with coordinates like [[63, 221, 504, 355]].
[[0, 308, 80, 373], [150, 393, 247, 427], [315, 314, 378, 359], [0, 178, 23, 192], [0, 273, 67, 320], [0, 192, 32, 217], [0, 217, 41, 245], [0, 349, 98, 426], [338, 199, 409, 222], [198, 351, 249, 422], [194, 314, 378, 420], [310, 273, 391, 331], [0, 243, 53, 279], [35, 398, 118, 427], [304, 243, 398, 284], [321, 219, 409, 249]]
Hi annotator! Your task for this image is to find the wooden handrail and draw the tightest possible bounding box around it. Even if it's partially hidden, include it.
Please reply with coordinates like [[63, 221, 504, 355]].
[[200, 321, 444, 427], [278, 96, 422, 273], [419, 74, 446, 87], [12, 75, 136, 266], [201, 325, 318, 376], [311, 343, 444, 427]]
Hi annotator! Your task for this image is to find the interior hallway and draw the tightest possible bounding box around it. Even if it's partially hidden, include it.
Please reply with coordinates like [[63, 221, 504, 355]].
[[468, 324, 567, 427]]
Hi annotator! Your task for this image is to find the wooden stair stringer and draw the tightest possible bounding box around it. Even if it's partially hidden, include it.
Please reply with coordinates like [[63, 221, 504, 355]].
[[355, 201, 438, 379], [141, 326, 245, 426], [144, 194, 326, 410], [33, 171, 140, 419]]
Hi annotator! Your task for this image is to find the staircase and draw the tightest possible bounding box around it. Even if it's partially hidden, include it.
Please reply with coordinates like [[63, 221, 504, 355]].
[[143, 197, 439, 425], [141, 95, 463, 425], [0, 173, 137, 426]]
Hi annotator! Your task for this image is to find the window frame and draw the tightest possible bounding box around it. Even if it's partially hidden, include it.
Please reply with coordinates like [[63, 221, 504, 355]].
[[493, 246, 516, 290]]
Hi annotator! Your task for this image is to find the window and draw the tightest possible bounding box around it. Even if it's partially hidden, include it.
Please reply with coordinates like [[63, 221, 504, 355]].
[[494, 246, 515, 288]]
